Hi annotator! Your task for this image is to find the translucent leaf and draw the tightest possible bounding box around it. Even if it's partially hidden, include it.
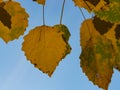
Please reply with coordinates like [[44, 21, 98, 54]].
[[73, 0, 108, 12], [95, 0, 120, 23], [0, 1, 29, 43], [54, 24, 71, 41], [104, 24, 120, 71], [80, 16, 113, 47], [22, 25, 71, 76], [54, 24, 71, 55], [114, 39, 120, 71], [80, 19, 114, 89], [33, 0, 45, 5]]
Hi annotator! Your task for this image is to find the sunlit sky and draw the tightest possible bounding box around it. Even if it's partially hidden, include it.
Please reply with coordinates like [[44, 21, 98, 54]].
[[0, 0, 120, 90]]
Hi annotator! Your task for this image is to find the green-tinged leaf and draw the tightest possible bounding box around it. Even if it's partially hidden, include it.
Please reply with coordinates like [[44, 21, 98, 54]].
[[54, 24, 71, 42], [0, 1, 29, 43], [73, 0, 108, 12], [105, 24, 120, 71], [114, 40, 120, 71], [80, 19, 114, 89], [22, 25, 71, 76], [95, 0, 120, 23], [54, 24, 71, 55]]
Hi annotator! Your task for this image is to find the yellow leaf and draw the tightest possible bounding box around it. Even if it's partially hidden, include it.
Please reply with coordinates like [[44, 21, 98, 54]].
[[86, 17, 120, 81], [33, 0, 45, 5], [80, 19, 91, 48], [105, 24, 120, 71], [0, 1, 29, 43], [22, 25, 71, 76], [73, 0, 108, 12], [95, 0, 120, 23], [104, 24, 117, 51], [80, 19, 114, 89], [0, 2, 11, 29], [54, 24, 71, 42]]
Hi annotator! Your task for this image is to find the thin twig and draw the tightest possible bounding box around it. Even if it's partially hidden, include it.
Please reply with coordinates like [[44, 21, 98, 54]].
[[79, 8, 92, 37], [83, 0, 92, 11], [79, 8, 86, 21], [43, 5, 45, 25], [83, 0, 95, 18], [60, 0, 66, 24]]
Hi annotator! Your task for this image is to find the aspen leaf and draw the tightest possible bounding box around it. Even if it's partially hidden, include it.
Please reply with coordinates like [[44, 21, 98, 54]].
[[95, 0, 120, 23], [0, 1, 29, 43], [104, 24, 120, 71], [92, 16, 113, 35], [0, 3, 11, 29], [73, 0, 108, 12], [54, 25, 71, 55], [114, 39, 120, 71], [33, 0, 45, 5], [54, 25, 70, 41], [22, 25, 71, 76], [80, 19, 114, 89]]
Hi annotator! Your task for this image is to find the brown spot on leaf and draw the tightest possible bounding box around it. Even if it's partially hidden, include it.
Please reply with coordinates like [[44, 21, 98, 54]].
[[84, 0, 100, 6], [22, 25, 71, 77], [93, 16, 113, 35], [115, 25, 120, 40], [84, 0, 109, 6], [0, 7, 11, 29]]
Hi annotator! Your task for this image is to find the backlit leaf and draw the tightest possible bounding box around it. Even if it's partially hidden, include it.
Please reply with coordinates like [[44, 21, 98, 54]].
[[33, 0, 45, 5], [0, 1, 29, 43], [104, 24, 120, 71], [73, 0, 108, 12], [54, 24, 71, 55], [114, 39, 120, 71], [95, 0, 120, 23], [0, 3, 11, 29], [92, 16, 113, 35], [80, 19, 114, 89], [22, 25, 71, 76]]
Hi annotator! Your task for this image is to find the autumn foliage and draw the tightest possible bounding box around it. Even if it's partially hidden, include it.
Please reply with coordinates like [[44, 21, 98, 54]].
[[0, 0, 120, 90]]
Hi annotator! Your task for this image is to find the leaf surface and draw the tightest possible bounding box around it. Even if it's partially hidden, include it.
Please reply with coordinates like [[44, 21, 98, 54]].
[[93, 16, 113, 35], [80, 19, 114, 89], [22, 25, 71, 76], [73, 0, 108, 12], [95, 0, 120, 23], [0, 1, 29, 43], [0, 3, 11, 29], [33, 0, 45, 5], [104, 24, 120, 71]]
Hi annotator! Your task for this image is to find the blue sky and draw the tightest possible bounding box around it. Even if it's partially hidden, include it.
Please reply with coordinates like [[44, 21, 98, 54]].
[[0, 0, 120, 90]]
